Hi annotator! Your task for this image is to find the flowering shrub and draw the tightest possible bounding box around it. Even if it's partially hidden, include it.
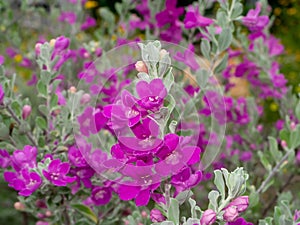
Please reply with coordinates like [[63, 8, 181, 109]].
[[0, 0, 300, 225]]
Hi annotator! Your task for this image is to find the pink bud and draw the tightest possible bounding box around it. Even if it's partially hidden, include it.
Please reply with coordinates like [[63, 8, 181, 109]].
[[281, 140, 287, 148], [200, 209, 216, 225], [80, 93, 91, 104], [14, 202, 25, 211], [135, 61, 148, 73], [159, 49, 168, 59], [295, 151, 300, 165], [223, 206, 239, 222], [69, 86, 77, 93], [141, 210, 148, 218], [227, 196, 249, 213], [35, 43, 42, 56], [257, 124, 263, 132], [45, 210, 52, 217], [290, 121, 296, 131], [22, 105, 32, 120], [150, 209, 165, 223]]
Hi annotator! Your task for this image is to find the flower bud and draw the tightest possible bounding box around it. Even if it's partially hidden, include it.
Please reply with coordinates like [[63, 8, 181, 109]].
[[141, 210, 148, 218], [290, 121, 296, 131], [69, 86, 77, 93], [200, 209, 216, 225], [14, 202, 25, 211], [35, 43, 42, 56], [281, 140, 287, 148], [159, 49, 168, 59], [80, 93, 91, 104], [227, 196, 249, 213], [45, 210, 52, 217], [22, 105, 32, 120], [150, 209, 165, 223], [223, 206, 239, 222], [49, 39, 56, 47], [135, 61, 148, 73]]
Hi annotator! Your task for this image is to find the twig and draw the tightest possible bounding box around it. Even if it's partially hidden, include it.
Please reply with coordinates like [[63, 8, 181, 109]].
[[256, 149, 294, 194], [262, 174, 295, 217]]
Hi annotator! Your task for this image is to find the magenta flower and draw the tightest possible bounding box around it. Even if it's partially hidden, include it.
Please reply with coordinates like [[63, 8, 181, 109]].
[[171, 167, 202, 195], [184, 5, 213, 29], [27, 74, 38, 86], [4, 169, 42, 196], [200, 209, 217, 225], [136, 78, 167, 111], [11, 145, 38, 171], [81, 17, 96, 30], [43, 159, 76, 186], [242, 3, 269, 32], [77, 107, 108, 137], [117, 182, 159, 206], [0, 55, 4, 65], [226, 217, 253, 225], [52, 36, 70, 58], [174, 44, 200, 71], [0, 149, 10, 168], [155, 0, 184, 28], [58, 11, 77, 25], [0, 84, 4, 104], [69, 167, 94, 194], [20, 58, 32, 68], [68, 145, 88, 167], [91, 187, 112, 205]]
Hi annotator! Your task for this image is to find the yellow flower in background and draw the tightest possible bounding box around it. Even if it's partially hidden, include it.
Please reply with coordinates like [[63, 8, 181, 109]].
[[270, 102, 279, 111], [14, 54, 23, 63], [296, 86, 300, 93], [85, 1, 98, 9], [274, 8, 281, 16], [287, 8, 297, 15]]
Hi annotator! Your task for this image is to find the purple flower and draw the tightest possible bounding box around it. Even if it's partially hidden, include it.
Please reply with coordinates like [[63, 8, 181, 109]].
[[184, 5, 213, 29], [77, 107, 108, 137], [68, 145, 88, 167], [174, 44, 200, 71], [150, 209, 165, 223], [0, 84, 4, 104], [20, 58, 32, 68], [0, 55, 4, 65], [27, 74, 38, 86], [81, 16, 97, 30], [52, 36, 70, 58], [4, 169, 42, 196], [160, 22, 183, 44], [294, 210, 300, 222], [91, 187, 112, 205], [239, 151, 252, 162], [223, 206, 239, 222], [58, 11, 77, 24], [171, 167, 202, 195], [200, 209, 216, 225], [0, 149, 11, 168], [267, 35, 284, 56], [11, 145, 38, 171], [242, 2, 269, 32], [155, 0, 184, 28], [43, 159, 76, 186], [69, 167, 95, 194], [117, 182, 159, 206], [226, 217, 253, 225], [136, 78, 167, 111]]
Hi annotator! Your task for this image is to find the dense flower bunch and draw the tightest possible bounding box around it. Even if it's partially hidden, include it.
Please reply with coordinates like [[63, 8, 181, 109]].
[[0, 0, 300, 225]]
